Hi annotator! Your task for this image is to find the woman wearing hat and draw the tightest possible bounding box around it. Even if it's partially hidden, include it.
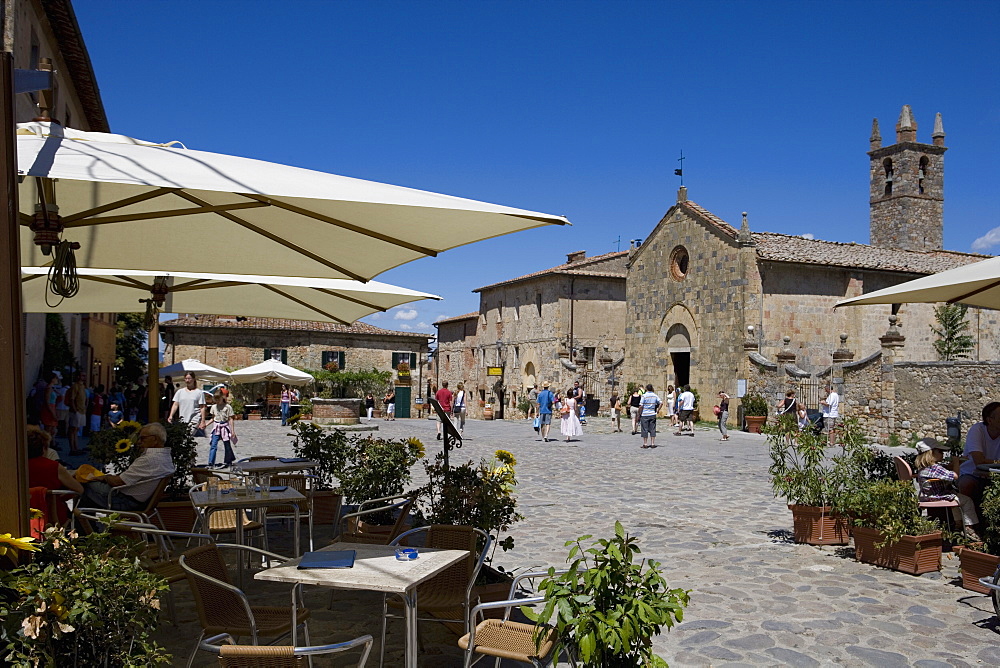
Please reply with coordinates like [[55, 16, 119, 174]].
[[915, 437, 980, 540]]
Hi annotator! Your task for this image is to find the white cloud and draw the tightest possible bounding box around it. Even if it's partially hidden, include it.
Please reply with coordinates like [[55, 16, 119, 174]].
[[394, 308, 418, 321], [416, 322, 429, 329], [398, 323, 412, 330], [972, 226, 1000, 252], [799, 233, 815, 240], [368, 312, 383, 320]]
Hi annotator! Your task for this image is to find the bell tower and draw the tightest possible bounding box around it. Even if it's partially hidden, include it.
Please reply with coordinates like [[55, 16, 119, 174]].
[[868, 105, 946, 251]]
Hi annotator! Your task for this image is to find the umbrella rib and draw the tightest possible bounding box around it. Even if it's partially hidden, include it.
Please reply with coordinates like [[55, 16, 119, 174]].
[[62, 201, 269, 227], [171, 191, 367, 281], [947, 279, 1000, 304], [170, 280, 244, 292], [239, 194, 440, 257], [312, 286, 390, 312], [259, 284, 352, 325], [60, 187, 181, 223]]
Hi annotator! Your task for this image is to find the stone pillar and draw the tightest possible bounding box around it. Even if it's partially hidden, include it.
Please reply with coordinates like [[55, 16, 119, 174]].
[[776, 336, 796, 395], [878, 317, 906, 443], [831, 332, 854, 395]]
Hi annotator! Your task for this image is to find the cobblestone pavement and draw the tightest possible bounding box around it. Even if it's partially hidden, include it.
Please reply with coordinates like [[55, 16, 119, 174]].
[[155, 416, 1000, 666]]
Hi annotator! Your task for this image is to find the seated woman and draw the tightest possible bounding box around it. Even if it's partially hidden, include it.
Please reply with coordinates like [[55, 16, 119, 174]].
[[27, 425, 84, 524]]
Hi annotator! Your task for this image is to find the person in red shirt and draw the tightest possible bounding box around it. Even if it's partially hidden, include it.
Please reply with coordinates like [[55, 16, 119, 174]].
[[27, 426, 84, 524], [435, 381, 453, 440]]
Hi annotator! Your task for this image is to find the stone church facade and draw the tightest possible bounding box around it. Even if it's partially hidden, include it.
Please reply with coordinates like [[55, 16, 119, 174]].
[[624, 106, 998, 422]]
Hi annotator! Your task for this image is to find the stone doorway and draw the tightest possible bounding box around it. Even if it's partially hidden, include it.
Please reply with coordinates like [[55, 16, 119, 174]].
[[671, 351, 690, 387]]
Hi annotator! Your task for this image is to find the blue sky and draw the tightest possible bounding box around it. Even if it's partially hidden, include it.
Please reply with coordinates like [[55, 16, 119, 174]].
[[73, 0, 999, 336]]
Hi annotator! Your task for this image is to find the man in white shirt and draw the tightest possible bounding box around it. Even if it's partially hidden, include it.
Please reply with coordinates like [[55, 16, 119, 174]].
[[820, 385, 841, 444], [675, 385, 696, 436], [79, 422, 176, 511], [958, 402, 1000, 505], [168, 371, 207, 434]]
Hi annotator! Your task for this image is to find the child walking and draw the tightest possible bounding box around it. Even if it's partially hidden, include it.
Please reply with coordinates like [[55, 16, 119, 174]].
[[915, 438, 980, 540], [208, 391, 237, 468]]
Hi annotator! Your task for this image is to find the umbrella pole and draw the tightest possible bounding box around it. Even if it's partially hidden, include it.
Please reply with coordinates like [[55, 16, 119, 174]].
[[0, 52, 29, 536], [148, 321, 159, 421]]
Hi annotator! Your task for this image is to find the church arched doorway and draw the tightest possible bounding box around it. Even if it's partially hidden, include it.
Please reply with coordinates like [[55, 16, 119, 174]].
[[666, 323, 691, 388]]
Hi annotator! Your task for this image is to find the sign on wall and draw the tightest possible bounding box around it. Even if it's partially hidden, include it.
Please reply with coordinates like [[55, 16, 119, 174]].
[[487, 366, 503, 376]]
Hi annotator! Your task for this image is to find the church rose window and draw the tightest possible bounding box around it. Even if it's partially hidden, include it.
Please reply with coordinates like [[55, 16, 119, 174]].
[[669, 245, 690, 281]]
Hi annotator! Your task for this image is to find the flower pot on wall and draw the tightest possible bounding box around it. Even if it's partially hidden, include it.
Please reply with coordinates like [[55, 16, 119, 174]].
[[789, 505, 849, 545], [745, 415, 766, 433], [852, 526, 942, 575], [954, 546, 1000, 594]]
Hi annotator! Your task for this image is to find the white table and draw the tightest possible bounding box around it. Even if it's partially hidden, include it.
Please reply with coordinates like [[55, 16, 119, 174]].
[[234, 459, 318, 476], [255, 541, 469, 667], [191, 486, 304, 587]]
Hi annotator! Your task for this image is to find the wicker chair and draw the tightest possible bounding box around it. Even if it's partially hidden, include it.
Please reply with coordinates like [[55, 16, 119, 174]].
[[189, 482, 268, 550], [380, 525, 492, 668], [334, 492, 417, 545], [98, 473, 172, 526], [263, 474, 316, 552], [457, 570, 569, 668], [198, 632, 373, 667], [180, 542, 311, 668], [893, 456, 959, 532]]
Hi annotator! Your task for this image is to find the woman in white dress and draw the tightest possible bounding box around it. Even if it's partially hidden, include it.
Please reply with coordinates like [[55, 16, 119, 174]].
[[560, 391, 583, 442]]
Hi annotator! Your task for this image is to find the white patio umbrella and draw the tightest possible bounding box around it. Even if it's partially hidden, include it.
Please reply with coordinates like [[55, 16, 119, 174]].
[[16, 122, 570, 282], [20, 267, 441, 325], [157, 358, 231, 384], [229, 359, 313, 386], [835, 255, 1000, 310]]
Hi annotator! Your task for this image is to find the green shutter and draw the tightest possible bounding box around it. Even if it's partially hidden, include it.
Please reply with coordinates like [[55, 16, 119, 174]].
[[391, 352, 400, 368], [409, 353, 417, 368], [264, 349, 271, 360], [338, 351, 346, 369], [281, 350, 288, 364]]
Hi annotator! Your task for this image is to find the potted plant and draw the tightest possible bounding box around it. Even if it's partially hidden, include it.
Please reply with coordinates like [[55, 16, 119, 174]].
[[291, 422, 349, 525], [229, 398, 244, 420], [954, 477, 1000, 593], [767, 416, 849, 545], [337, 436, 423, 535], [298, 397, 313, 420], [844, 479, 943, 575], [524, 522, 690, 667], [0, 525, 170, 665], [742, 392, 768, 433], [88, 420, 199, 531]]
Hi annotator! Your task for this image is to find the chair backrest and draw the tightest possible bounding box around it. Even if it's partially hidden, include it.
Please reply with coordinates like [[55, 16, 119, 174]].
[[140, 475, 172, 515], [250, 456, 278, 462], [339, 493, 416, 543], [201, 632, 373, 667], [893, 456, 913, 483], [192, 467, 222, 484], [181, 543, 252, 631], [396, 525, 490, 599]]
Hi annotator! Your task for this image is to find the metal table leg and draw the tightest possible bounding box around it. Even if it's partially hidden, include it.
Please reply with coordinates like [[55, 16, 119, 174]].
[[403, 589, 418, 668]]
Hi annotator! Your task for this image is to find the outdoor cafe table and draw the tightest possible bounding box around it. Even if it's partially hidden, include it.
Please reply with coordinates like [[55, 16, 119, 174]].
[[191, 486, 304, 588], [255, 541, 469, 668], [234, 458, 319, 477]]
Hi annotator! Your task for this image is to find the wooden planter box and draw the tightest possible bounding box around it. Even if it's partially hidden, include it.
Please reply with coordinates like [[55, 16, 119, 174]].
[[789, 504, 849, 545], [156, 499, 197, 532], [955, 546, 1000, 594], [248, 414, 262, 420], [852, 526, 942, 575], [745, 415, 766, 433]]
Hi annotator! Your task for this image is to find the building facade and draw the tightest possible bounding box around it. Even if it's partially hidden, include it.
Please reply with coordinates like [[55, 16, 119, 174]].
[[624, 106, 997, 420], [160, 315, 432, 417], [435, 250, 627, 419]]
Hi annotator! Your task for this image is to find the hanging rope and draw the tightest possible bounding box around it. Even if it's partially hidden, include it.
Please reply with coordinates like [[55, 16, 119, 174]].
[[140, 277, 171, 332], [141, 298, 160, 332], [44, 240, 81, 306]]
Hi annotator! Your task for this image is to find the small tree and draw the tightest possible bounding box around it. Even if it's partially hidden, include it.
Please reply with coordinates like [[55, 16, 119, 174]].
[[931, 303, 974, 360], [115, 313, 148, 385], [42, 314, 75, 376]]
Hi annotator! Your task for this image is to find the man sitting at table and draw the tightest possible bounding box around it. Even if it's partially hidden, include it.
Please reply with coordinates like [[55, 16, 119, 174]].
[[958, 401, 1000, 506], [79, 422, 175, 511]]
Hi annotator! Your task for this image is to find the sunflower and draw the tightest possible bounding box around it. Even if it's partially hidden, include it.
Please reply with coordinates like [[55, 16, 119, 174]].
[[0, 533, 38, 557], [494, 450, 517, 466], [118, 420, 142, 436], [115, 438, 132, 453], [406, 437, 426, 459]]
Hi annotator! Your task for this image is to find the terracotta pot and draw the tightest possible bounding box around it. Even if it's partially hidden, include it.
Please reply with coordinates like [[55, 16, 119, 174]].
[[248, 414, 262, 421], [745, 415, 766, 433], [955, 546, 1000, 594], [852, 526, 942, 575], [789, 504, 849, 545], [483, 405, 494, 420], [311, 490, 343, 526], [156, 499, 197, 532]]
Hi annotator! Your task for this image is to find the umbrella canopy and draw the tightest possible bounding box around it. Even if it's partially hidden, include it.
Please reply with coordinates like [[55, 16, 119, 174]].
[[229, 359, 313, 386], [835, 255, 1000, 310], [20, 267, 441, 324], [158, 359, 231, 383], [16, 122, 570, 281]]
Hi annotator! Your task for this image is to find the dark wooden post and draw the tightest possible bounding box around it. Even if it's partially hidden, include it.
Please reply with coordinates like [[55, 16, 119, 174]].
[[0, 50, 30, 536]]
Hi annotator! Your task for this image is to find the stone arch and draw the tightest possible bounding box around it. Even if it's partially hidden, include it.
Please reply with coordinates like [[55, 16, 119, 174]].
[[659, 304, 699, 389], [523, 361, 536, 390]]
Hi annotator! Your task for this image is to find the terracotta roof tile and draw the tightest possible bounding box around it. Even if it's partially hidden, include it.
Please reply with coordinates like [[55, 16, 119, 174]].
[[434, 312, 479, 326], [681, 201, 738, 238], [160, 314, 431, 338], [752, 232, 989, 274], [474, 251, 627, 292]]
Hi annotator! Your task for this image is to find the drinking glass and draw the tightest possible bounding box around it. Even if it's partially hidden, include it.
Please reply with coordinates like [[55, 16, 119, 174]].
[[261, 475, 271, 498], [206, 478, 219, 500]]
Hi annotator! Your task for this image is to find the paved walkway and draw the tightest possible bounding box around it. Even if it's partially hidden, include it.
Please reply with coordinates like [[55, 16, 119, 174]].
[[155, 416, 998, 666]]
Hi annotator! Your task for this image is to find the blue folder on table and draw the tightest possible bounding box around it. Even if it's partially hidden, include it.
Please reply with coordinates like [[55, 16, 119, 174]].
[[279, 457, 310, 463], [297, 550, 356, 570]]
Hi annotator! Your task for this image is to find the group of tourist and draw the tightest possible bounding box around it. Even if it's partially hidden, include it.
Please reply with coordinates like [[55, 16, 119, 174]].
[[363, 387, 398, 422], [433, 381, 468, 437]]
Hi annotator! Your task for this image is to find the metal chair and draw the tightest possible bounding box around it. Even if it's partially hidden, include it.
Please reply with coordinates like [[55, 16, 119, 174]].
[[334, 492, 417, 545], [189, 482, 268, 550], [180, 542, 310, 668], [28, 487, 78, 534], [893, 456, 958, 531], [264, 474, 316, 552], [99, 473, 172, 526], [458, 570, 570, 668], [380, 525, 492, 668], [198, 632, 373, 667]]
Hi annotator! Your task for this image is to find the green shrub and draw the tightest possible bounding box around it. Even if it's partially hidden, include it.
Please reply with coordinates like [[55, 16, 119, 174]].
[[742, 392, 768, 416], [524, 522, 689, 667], [843, 480, 940, 547], [0, 526, 169, 666]]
